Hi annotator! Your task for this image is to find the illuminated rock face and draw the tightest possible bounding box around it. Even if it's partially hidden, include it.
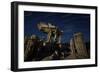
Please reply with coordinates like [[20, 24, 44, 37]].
[[69, 38, 76, 59], [74, 32, 88, 58], [24, 35, 40, 61], [37, 22, 56, 33], [69, 32, 89, 59], [37, 22, 62, 44]]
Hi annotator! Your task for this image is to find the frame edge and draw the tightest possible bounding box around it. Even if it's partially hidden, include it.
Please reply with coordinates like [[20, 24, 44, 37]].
[[11, 1, 98, 71]]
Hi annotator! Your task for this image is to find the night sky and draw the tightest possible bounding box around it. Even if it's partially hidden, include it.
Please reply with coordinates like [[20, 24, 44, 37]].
[[24, 11, 90, 43]]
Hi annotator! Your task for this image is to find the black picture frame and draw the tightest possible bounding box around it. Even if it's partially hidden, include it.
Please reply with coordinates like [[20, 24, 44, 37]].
[[11, 1, 98, 72]]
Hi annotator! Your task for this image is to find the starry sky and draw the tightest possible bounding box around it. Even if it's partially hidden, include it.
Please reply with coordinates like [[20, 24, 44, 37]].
[[24, 11, 90, 43]]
